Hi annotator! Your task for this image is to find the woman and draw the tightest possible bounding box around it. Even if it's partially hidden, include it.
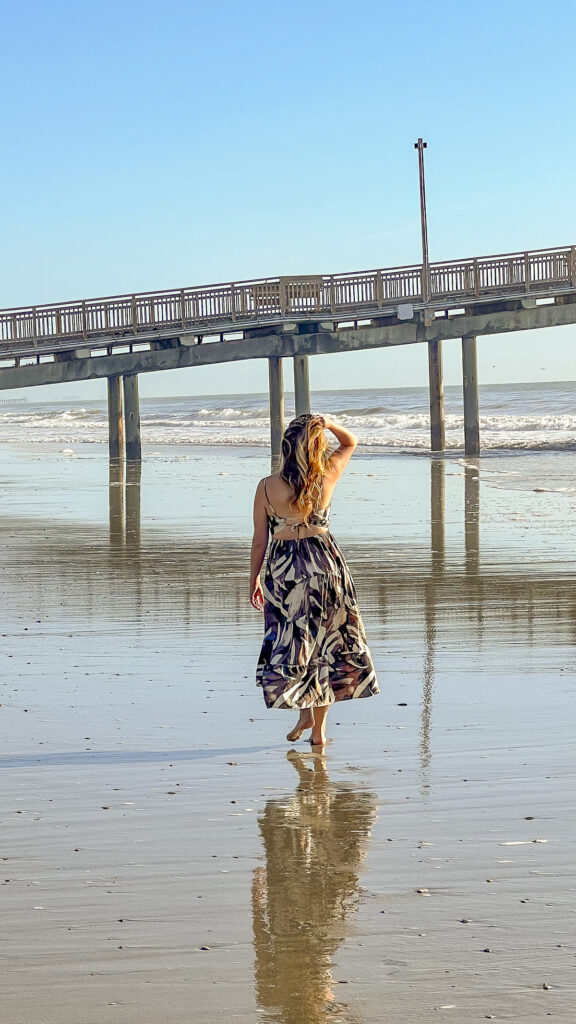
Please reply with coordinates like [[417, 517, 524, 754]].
[[250, 413, 379, 747]]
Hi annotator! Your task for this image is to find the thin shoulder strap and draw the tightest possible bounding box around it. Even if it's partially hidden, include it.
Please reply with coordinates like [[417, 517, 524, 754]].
[[263, 477, 275, 512]]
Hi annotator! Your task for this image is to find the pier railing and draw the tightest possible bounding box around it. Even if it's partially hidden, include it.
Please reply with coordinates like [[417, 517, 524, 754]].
[[1, 245, 575, 351]]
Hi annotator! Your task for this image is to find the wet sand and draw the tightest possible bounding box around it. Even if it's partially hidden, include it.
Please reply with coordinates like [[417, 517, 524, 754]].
[[1, 444, 575, 1023]]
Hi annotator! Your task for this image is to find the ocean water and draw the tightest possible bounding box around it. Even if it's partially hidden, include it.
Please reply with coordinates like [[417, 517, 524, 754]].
[[1, 381, 575, 452]]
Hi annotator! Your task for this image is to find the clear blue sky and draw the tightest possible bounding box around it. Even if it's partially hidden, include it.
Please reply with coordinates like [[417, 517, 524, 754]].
[[1, 0, 575, 399]]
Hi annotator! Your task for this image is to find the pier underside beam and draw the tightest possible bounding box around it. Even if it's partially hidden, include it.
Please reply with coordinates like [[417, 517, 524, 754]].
[[268, 356, 285, 472], [293, 354, 311, 417], [427, 340, 445, 452], [462, 335, 480, 456], [123, 374, 142, 462]]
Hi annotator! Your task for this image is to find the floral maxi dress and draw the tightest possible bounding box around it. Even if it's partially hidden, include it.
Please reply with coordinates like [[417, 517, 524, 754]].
[[256, 517, 380, 709]]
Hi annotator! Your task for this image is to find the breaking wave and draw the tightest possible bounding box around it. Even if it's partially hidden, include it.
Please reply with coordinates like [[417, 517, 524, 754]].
[[1, 387, 575, 451]]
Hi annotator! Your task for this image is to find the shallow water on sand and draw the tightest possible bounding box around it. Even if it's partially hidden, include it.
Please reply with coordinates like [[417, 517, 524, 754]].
[[0, 445, 575, 1023]]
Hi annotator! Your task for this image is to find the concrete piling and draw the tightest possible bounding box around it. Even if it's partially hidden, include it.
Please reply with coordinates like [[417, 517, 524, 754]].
[[293, 355, 311, 416], [427, 341, 445, 451], [123, 374, 142, 462], [462, 335, 480, 455], [268, 356, 285, 473], [107, 376, 124, 461]]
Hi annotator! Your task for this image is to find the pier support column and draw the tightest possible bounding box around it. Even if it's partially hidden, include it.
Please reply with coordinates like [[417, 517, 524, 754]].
[[427, 341, 445, 451], [293, 355, 310, 416], [462, 335, 480, 456], [123, 374, 142, 462], [268, 356, 285, 473], [107, 376, 124, 461]]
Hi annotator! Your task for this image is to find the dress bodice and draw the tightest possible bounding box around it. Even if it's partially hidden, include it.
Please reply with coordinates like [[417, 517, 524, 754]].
[[264, 479, 331, 538]]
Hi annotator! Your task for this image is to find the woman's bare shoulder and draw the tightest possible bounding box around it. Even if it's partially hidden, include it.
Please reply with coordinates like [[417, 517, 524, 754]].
[[256, 474, 283, 496], [266, 473, 287, 486], [265, 474, 298, 507]]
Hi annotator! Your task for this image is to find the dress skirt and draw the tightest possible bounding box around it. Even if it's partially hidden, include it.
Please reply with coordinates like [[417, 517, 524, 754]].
[[256, 532, 380, 709]]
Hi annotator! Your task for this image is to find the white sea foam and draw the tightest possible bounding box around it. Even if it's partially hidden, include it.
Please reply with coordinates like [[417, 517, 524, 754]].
[[1, 384, 575, 451]]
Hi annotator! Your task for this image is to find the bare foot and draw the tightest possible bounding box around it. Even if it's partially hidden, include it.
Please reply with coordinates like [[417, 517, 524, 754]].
[[286, 709, 314, 743], [309, 731, 327, 747]]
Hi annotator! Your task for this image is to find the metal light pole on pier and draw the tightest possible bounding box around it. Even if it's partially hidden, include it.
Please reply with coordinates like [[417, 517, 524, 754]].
[[415, 138, 445, 451], [414, 138, 431, 303]]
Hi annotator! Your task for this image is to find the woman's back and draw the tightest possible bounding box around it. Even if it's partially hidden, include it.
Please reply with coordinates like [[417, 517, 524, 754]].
[[263, 473, 334, 540], [250, 414, 359, 606]]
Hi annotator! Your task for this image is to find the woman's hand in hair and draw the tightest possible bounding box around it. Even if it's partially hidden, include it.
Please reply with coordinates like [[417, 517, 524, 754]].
[[322, 416, 356, 445]]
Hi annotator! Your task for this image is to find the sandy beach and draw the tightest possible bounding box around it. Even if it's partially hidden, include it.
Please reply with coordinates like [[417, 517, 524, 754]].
[[1, 441, 575, 1023]]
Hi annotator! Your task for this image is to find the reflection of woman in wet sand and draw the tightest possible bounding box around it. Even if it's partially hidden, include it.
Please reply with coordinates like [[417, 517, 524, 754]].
[[252, 752, 377, 1024]]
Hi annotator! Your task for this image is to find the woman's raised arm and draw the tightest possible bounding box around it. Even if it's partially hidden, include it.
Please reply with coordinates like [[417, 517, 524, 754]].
[[322, 415, 358, 480]]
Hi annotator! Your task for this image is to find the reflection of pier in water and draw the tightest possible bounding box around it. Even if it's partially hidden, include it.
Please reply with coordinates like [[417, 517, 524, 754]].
[[253, 751, 376, 1024], [430, 457, 480, 570], [464, 462, 480, 574], [2, 463, 573, 641], [109, 459, 141, 547], [423, 459, 482, 782], [1, 465, 572, 647]]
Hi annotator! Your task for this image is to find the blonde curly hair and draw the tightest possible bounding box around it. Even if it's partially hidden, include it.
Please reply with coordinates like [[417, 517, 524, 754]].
[[279, 414, 329, 521]]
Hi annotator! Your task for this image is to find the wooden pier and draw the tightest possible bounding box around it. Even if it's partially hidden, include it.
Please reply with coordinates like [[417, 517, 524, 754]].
[[1, 243, 575, 464]]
